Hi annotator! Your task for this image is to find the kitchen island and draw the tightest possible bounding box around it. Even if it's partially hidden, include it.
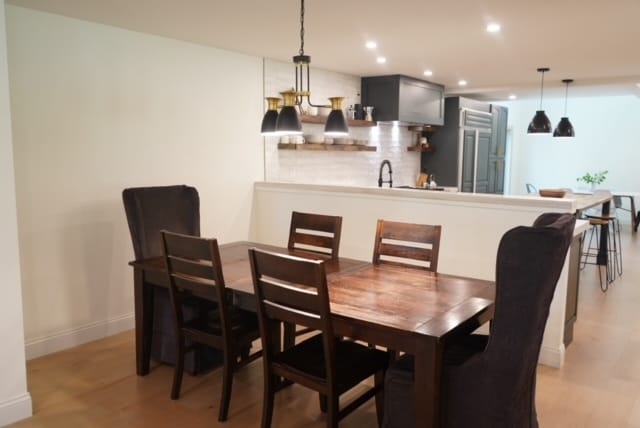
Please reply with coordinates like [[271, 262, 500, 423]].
[[250, 182, 607, 367]]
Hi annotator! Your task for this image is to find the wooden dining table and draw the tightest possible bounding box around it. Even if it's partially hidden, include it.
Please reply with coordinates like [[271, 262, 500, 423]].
[[129, 241, 495, 427]]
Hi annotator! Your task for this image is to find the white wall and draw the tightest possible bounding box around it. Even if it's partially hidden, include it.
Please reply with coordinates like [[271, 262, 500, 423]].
[[0, 2, 32, 424], [503, 95, 640, 196], [263, 58, 421, 187], [6, 6, 264, 358]]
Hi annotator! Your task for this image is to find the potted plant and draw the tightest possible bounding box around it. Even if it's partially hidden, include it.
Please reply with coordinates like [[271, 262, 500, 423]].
[[576, 170, 608, 190]]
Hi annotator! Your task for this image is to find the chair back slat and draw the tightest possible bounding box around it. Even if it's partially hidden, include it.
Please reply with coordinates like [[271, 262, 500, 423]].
[[373, 220, 442, 272], [288, 211, 343, 259], [260, 278, 321, 315], [167, 256, 216, 281]]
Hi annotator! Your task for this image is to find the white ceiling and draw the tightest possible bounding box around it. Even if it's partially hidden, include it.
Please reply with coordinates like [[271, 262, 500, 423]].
[[7, 0, 640, 100]]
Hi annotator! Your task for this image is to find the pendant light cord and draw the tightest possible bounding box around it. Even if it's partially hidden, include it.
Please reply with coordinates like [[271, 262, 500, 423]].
[[563, 82, 569, 115], [299, 0, 305, 56], [539, 70, 545, 110]]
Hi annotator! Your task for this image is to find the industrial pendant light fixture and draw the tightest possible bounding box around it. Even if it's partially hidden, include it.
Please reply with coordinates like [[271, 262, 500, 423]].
[[553, 79, 575, 138], [527, 67, 552, 134], [260, 0, 349, 136]]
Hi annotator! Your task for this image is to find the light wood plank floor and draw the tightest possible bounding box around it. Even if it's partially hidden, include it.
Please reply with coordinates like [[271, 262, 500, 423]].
[[10, 227, 640, 427]]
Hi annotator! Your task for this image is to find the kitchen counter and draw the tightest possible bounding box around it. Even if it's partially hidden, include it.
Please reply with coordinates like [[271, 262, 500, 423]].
[[251, 182, 602, 368]]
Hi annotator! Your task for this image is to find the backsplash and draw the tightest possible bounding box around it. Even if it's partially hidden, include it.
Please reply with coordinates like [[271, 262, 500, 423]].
[[263, 59, 420, 187]]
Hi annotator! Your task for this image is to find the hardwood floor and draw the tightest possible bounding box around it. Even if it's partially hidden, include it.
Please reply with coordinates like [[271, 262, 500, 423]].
[[10, 228, 640, 427]]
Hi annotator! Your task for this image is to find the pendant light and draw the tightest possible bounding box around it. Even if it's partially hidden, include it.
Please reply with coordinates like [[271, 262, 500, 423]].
[[260, 97, 280, 135], [259, 0, 349, 136], [553, 79, 575, 138], [527, 67, 552, 134], [275, 90, 302, 135]]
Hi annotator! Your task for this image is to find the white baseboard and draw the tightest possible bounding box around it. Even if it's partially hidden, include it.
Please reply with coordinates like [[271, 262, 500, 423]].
[[25, 313, 135, 360], [539, 344, 565, 368], [0, 393, 32, 426]]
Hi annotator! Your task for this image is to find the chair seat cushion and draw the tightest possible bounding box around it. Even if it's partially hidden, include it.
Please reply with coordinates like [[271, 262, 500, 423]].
[[184, 307, 260, 346], [276, 334, 388, 393]]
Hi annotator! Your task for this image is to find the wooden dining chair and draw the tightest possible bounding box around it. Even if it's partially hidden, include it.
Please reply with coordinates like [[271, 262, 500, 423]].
[[161, 231, 261, 422], [381, 213, 576, 428], [248, 248, 389, 428], [286, 211, 343, 339], [288, 211, 343, 259], [372, 219, 442, 272]]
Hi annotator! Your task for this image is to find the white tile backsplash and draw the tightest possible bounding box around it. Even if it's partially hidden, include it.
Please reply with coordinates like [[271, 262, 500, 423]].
[[264, 58, 420, 188]]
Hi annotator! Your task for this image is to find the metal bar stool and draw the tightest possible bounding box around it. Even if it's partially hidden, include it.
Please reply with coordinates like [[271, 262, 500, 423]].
[[580, 213, 622, 291]]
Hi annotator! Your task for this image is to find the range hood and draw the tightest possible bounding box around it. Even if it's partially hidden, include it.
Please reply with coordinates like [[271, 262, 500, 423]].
[[361, 75, 445, 126]]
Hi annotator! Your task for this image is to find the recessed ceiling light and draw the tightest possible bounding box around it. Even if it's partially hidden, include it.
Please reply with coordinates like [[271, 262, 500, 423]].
[[365, 41, 377, 49], [509, 94, 517, 100], [486, 23, 501, 33], [376, 57, 387, 64], [423, 70, 433, 77], [458, 80, 467, 86]]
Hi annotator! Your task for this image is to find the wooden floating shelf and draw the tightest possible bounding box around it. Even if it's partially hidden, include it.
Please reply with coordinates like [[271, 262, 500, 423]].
[[407, 146, 435, 153], [300, 114, 376, 127], [278, 143, 377, 152]]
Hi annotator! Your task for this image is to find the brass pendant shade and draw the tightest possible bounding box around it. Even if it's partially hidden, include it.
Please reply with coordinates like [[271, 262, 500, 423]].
[[528, 67, 552, 135], [553, 79, 575, 138]]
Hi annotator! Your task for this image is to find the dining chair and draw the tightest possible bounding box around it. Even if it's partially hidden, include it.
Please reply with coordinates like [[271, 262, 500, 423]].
[[123, 185, 219, 373], [286, 211, 343, 339], [161, 230, 261, 422], [288, 211, 343, 259], [372, 219, 442, 272], [382, 212, 576, 428], [248, 247, 389, 428]]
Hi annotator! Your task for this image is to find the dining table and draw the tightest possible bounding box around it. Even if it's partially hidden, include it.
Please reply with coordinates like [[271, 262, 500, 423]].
[[129, 241, 495, 427]]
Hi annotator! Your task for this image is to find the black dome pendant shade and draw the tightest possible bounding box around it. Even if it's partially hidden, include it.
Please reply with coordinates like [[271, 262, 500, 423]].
[[324, 97, 349, 136], [528, 67, 552, 134], [553, 79, 575, 138], [260, 97, 280, 135], [528, 110, 552, 133]]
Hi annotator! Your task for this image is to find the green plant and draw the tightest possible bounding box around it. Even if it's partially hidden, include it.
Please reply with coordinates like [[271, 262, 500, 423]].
[[577, 170, 608, 185]]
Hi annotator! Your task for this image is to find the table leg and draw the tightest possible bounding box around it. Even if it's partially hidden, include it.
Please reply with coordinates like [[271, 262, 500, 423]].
[[414, 339, 442, 427], [134, 267, 154, 376]]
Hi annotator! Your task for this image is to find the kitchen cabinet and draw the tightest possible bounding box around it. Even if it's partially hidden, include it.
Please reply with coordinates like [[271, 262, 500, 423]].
[[421, 97, 507, 194], [361, 75, 445, 125]]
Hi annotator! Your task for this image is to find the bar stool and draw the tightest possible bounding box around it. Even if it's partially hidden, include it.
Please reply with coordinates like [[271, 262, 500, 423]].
[[580, 212, 622, 291]]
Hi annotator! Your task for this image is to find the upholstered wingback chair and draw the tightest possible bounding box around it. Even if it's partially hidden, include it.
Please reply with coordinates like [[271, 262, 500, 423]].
[[123, 185, 220, 373], [383, 212, 576, 428]]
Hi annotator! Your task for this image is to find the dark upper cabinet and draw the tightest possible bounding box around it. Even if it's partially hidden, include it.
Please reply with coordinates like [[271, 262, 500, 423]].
[[361, 75, 445, 125]]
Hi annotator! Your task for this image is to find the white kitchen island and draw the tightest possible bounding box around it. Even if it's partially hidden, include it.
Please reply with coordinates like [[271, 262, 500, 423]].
[[249, 182, 607, 367]]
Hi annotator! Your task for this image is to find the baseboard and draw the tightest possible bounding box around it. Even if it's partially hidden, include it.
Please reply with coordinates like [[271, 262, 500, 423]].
[[25, 313, 134, 360], [0, 393, 32, 426], [539, 344, 565, 368]]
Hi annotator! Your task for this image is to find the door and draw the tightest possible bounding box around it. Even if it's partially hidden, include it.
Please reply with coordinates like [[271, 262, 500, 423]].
[[460, 129, 491, 193]]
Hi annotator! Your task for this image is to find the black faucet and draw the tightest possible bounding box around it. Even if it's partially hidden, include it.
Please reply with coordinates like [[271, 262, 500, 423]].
[[378, 159, 393, 188]]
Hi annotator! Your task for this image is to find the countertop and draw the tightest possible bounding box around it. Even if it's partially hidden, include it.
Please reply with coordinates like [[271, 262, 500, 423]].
[[256, 182, 612, 212]]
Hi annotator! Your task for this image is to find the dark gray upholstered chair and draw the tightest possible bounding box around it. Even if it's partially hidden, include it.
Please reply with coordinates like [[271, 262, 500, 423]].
[[382, 212, 576, 428], [123, 185, 220, 373]]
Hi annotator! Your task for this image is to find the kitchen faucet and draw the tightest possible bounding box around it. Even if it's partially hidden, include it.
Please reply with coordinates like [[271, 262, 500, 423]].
[[378, 160, 393, 188]]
